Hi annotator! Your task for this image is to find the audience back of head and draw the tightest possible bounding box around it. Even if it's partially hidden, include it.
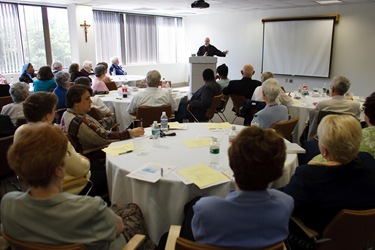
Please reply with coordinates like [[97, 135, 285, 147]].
[[262, 78, 280, 101], [23, 92, 57, 122], [146, 70, 161, 87], [332, 76, 351, 95]]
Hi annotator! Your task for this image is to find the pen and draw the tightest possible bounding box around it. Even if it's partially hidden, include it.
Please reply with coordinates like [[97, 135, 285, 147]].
[[119, 150, 133, 155], [161, 168, 164, 177], [221, 172, 231, 179]]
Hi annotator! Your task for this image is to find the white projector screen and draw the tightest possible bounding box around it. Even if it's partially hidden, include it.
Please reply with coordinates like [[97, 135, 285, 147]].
[[262, 18, 335, 77]]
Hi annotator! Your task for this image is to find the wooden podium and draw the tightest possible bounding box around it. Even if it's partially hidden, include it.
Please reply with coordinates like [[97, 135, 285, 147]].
[[189, 56, 217, 93]]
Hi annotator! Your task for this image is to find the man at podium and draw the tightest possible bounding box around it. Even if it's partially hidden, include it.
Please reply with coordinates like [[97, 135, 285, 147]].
[[197, 37, 228, 57]]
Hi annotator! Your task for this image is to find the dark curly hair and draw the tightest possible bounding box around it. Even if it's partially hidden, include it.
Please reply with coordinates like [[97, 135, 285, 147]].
[[364, 92, 375, 125]]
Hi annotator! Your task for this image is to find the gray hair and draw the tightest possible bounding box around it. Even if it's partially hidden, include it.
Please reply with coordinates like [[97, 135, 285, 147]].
[[331, 76, 351, 95], [94, 65, 106, 77], [261, 71, 274, 83], [10, 82, 29, 103], [111, 56, 119, 64], [52, 60, 62, 71], [55, 71, 71, 87], [262, 78, 280, 101], [82, 60, 93, 72], [146, 70, 161, 87]]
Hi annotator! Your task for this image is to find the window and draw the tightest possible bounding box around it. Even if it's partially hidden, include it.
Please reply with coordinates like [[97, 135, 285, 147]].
[[94, 11, 184, 65], [0, 3, 71, 73]]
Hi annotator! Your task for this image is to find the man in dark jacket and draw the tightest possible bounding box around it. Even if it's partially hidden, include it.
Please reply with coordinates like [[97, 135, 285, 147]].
[[187, 69, 222, 122]]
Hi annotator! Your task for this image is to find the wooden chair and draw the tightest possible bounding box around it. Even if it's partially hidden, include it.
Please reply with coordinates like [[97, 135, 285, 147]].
[[0, 96, 13, 110], [187, 94, 223, 122], [214, 95, 229, 122], [2, 233, 146, 250], [134, 104, 173, 128], [0, 135, 22, 192], [165, 225, 286, 250], [105, 81, 118, 91], [272, 117, 299, 142], [291, 208, 375, 250], [229, 94, 246, 123]]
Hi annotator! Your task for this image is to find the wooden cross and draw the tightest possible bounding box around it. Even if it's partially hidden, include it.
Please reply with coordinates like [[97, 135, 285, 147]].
[[80, 20, 91, 43]]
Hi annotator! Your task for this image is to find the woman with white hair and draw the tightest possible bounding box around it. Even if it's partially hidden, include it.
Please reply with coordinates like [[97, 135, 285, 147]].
[[1, 82, 29, 126], [80, 60, 94, 79], [109, 56, 126, 75], [252, 78, 288, 128]]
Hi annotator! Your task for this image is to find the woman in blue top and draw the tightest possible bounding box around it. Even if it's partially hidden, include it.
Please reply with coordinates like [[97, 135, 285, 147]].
[[33, 66, 57, 92], [19, 63, 36, 84]]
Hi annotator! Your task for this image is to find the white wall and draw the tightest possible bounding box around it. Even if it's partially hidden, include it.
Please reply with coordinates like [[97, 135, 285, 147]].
[[184, 3, 375, 96]]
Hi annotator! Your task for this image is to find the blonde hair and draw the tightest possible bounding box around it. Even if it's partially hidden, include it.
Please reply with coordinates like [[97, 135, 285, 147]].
[[261, 71, 274, 83], [318, 115, 362, 164]]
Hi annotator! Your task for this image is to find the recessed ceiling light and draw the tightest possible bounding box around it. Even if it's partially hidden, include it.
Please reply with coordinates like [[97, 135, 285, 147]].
[[316, 0, 343, 4]]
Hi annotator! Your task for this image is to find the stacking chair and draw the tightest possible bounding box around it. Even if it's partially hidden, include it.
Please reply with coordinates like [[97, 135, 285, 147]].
[[165, 225, 286, 250], [105, 81, 118, 91], [55, 108, 67, 124], [0, 96, 13, 110], [0, 135, 22, 193], [134, 104, 173, 128], [290, 208, 375, 250], [2, 233, 146, 250], [187, 94, 223, 122], [214, 95, 229, 122], [272, 117, 299, 142], [229, 94, 246, 123]]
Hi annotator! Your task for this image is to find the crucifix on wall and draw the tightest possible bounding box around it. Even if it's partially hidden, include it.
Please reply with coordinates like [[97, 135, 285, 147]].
[[80, 20, 91, 43]]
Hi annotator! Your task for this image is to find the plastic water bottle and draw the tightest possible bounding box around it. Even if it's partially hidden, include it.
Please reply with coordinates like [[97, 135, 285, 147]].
[[228, 125, 237, 143], [209, 137, 220, 169], [251, 114, 259, 127], [322, 83, 327, 97], [9, 76, 14, 85], [160, 111, 168, 132], [112, 69, 116, 76], [151, 121, 160, 140]]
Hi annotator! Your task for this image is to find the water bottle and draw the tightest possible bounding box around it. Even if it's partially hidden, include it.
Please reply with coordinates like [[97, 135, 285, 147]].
[[112, 68, 116, 76], [228, 125, 237, 143], [209, 137, 220, 169], [160, 111, 168, 132], [251, 114, 259, 127], [322, 83, 327, 97], [162, 78, 167, 88], [151, 121, 160, 140], [10, 76, 14, 85]]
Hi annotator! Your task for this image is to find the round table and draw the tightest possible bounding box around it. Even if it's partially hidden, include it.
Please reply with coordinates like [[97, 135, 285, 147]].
[[110, 75, 145, 87], [105, 123, 298, 243]]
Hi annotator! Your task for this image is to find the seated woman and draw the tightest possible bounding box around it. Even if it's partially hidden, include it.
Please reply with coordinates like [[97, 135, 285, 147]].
[[33, 65, 57, 92], [281, 115, 375, 235], [61, 85, 144, 151], [1, 82, 29, 126], [80, 60, 94, 80], [75, 77, 116, 130], [187, 126, 294, 248], [109, 56, 127, 75], [97, 62, 113, 84], [69, 62, 84, 82], [19, 63, 36, 84], [2, 123, 126, 249], [92, 65, 109, 95], [252, 78, 288, 128], [53, 71, 71, 124], [14, 92, 91, 195]]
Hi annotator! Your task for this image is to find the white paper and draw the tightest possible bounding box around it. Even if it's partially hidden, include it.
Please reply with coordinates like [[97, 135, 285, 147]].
[[126, 162, 176, 183]]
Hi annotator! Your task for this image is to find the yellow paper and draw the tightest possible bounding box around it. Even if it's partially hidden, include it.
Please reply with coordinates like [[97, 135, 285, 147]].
[[102, 143, 134, 156], [176, 164, 229, 189], [182, 137, 212, 148], [293, 99, 300, 104], [169, 121, 187, 130], [205, 122, 232, 130]]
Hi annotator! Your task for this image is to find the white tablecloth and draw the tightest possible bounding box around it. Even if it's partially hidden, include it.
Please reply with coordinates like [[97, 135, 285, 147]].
[[110, 75, 145, 87], [99, 89, 187, 130], [105, 123, 298, 243]]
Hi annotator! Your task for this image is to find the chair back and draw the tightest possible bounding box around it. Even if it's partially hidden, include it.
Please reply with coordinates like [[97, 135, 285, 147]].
[[206, 94, 223, 120], [272, 117, 299, 142], [136, 104, 172, 128], [0, 135, 15, 180], [16, 118, 27, 128], [317, 208, 375, 250], [105, 81, 118, 91], [229, 94, 246, 116], [0, 96, 13, 110], [87, 107, 103, 121], [2, 233, 86, 250], [214, 95, 229, 122]]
